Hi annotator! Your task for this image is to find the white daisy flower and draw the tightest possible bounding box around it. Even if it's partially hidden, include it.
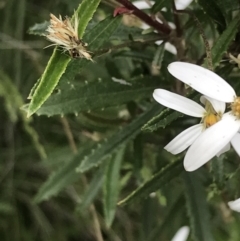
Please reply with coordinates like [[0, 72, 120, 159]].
[[153, 89, 226, 161], [167, 62, 240, 171], [228, 198, 240, 212]]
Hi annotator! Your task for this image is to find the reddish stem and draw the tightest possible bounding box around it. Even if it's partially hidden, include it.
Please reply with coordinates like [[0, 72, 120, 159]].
[[115, 0, 171, 35]]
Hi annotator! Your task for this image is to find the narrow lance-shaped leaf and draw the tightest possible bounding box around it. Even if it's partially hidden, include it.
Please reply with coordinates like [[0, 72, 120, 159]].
[[197, 0, 226, 32], [27, 0, 101, 117], [148, 195, 185, 241], [217, 0, 240, 13], [0, 71, 46, 159], [152, 43, 165, 71], [76, 103, 161, 173], [76, 0, 101, 38], [28, 21, 49, 36], [118, 159, 183, 206], [210, 156, 224, 190], [27, 50, 70, 117], [183, 172, 214, 241], [33, 77, 161, 116], [152, 0, 171, 13], [143, 92, 200, 132], [210, 14, 240, 67], [77, 164, 106, 211], [34, 143, 94, 203], [104, 146, 125, 227], [142, 108, 183, 132], [133, 134, 143, 176]]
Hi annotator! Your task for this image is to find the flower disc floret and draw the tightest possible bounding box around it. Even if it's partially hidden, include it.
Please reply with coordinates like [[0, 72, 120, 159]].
[[231, 97, 240, 118], [203, 113, 220, 128]]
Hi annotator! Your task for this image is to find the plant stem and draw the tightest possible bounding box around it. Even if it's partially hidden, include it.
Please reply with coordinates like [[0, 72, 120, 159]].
[[60, 117, 104, 241], [94, 36, 168, 57], [174, 10, 213, 70], [115, 0, 171, 35]]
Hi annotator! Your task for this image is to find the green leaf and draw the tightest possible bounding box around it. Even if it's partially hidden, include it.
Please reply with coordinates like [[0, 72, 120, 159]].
[[113, 50, 153, 61], [152, 44, 165, 71], [77, 103, 161, 173], [141, 197, 159, 240], [27, 50, 70, 117], [0, 202, 14, 215], [110, 25, 159, 42], [27, 0, 101, 117], [0, 70, 46, 159], [142, 108, 183, 132], [34, 144, 93, 203], [28, 21, 49, 36], [210, 15, 240, 67], [133, 134, 143, 176], [183, 172, 214, 241], [0, 70, 24, 122], [148, 195, 185, 241], [75, 0, 101, 38], [118, 159, 183, 206], [152, 0, 171, 14], [142, 92, 200, 132], [217, 0, 240, 14], [104, 147, 125, 227], [210, 156, 225, 189], [77, 164, 106, 211], [197, 0, 226, 32], [33, 76, 161, 116]]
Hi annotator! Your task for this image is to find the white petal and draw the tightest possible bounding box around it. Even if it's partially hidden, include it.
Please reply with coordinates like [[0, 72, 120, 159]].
[[171, 226, 190, 241], [132, 1, 154, 9], [153, 89, 205, 117], [164, 42, 177, 55], [200, 96, 225, 114], [165, 124, 202, 154], [184, 112, 240, 171], [231, 133, 240, 157], [168, 62, 236, 103], [140, 22, 150, 30], [216, 143, 231, 157], [228, 198, 240, 212], [174, 0, 193, 10]]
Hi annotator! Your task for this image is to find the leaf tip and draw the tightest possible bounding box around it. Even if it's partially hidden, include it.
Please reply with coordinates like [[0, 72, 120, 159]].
[[117, 199, 125, 206], [27, 108, 34, 118]]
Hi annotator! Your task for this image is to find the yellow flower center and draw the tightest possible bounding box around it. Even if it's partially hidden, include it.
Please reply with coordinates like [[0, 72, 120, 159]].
[[231, 97, 240, 118], [203, 113, 220, 128], [202, 100, 222, 129]]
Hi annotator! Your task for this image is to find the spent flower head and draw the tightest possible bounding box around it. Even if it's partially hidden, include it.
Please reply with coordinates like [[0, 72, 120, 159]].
[[45, 13, 92, 60]]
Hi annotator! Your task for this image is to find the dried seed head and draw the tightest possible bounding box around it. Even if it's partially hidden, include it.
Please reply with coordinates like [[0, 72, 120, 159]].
[[45, 13, 92, 61]]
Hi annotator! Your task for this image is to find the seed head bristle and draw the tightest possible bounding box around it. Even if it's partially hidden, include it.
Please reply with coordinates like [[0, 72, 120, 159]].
[[45, 13, 92, 61]]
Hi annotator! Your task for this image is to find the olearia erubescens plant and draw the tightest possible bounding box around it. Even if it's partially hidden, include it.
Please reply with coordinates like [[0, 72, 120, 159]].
[[2, 0, 240, 240]]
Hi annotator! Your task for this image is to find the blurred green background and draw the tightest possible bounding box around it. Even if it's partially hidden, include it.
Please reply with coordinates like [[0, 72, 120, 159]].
[[1, 0, 240, 241]]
